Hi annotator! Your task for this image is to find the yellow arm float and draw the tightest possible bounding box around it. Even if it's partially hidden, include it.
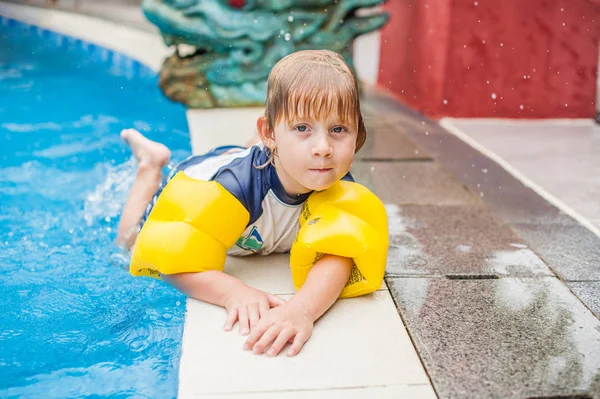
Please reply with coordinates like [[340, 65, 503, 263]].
[[130, 172, 250, 279], [290, 181, 389, 298]]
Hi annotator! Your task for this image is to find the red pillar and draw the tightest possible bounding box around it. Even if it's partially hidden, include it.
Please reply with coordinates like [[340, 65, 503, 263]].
[[378, 0, 600, 118]]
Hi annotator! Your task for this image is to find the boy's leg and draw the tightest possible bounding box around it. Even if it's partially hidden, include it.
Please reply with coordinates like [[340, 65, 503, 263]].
[[116, 129, 171, 250]]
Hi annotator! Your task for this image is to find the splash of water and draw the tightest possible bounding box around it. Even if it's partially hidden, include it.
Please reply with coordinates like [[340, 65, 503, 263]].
[[83, 158, 136, 227]]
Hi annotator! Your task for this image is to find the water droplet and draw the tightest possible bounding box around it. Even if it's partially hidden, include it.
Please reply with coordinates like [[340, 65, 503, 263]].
[[284, 33, 291, 41], [443, 99, 448, 105], [474, 1, 478, 5], [519, 105, 524, 110], [491, 93, 497, 99], [288, 15, 294, 22], [482, 168, 488, 173]]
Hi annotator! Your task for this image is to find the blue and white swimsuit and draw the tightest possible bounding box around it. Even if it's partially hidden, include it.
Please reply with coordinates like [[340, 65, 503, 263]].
[[142, 145, 353, 256]]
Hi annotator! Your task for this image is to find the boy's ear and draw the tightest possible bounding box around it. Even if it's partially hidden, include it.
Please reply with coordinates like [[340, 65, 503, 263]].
[[256, 116, 275, 148]]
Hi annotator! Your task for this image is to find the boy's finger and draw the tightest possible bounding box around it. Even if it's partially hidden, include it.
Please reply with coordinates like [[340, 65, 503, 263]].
[[267, 329, 296, 357], [244, 318, 270, 350], [238, 307, 250, 335], [287, 332, 310, 357], [258, 299, 269, 318], [252, 325, 281, 355], [223, 309, 238, 331], [267, 294, 286, 308], [248, 303, 260, 328]]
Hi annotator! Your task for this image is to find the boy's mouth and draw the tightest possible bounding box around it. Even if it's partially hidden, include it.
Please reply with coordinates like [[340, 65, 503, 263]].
[[309, 168, 333, 174]]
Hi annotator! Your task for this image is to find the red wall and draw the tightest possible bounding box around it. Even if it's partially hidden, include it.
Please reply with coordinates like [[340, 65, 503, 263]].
[[378, 0, 600, 118]]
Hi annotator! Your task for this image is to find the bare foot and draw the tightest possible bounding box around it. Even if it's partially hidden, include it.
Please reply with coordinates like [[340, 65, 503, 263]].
[[121, 129, 170, 170]]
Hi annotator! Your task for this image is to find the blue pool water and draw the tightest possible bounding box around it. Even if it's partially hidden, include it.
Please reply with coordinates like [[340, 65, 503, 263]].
[[0, 19, 190, 398]]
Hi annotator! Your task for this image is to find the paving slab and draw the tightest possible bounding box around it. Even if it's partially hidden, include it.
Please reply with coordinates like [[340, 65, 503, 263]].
[[568, 281, 600, 319], [513, 223, 600, 281], [359, 89, 580, 227], [444, 119, 600, 223], [387, 277, 600, 399], [178, 291, 433, 397], [351, 161, 477, 206], [385, 204, 554, 278], [359, 117, 431, 161], [407, 123, 574, 226], [224, 253, 386, 296], [187, 108, 263, 154], [188, 384, 437, 399]]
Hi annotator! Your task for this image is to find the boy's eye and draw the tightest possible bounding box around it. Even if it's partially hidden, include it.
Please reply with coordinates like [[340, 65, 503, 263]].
[[296, 125, 307, 132], [332, 126, 346, 133]]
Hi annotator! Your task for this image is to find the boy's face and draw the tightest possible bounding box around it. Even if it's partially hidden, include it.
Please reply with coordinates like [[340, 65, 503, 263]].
[[259, 115, 358, 195]]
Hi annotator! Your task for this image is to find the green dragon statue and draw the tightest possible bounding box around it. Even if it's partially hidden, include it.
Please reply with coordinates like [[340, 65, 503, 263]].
[[142, 0, 388, 108]]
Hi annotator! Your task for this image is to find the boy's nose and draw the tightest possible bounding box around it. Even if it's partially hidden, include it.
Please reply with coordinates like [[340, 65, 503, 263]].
[[311, 133, 333, 158]]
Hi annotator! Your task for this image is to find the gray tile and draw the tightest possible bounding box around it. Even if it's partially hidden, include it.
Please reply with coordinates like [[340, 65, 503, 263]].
[[387, 277, 600, 399], [513, 223, 600, 281], [450, 119, 600, 222], [385, 205, 554, 277], [351, 161, 478, 206], [361, 86, 436, 127], [361, 89, 575, 224], [359, 118, 431, 160], [449, 120, 600, 163], [401, 128, 575, 226], [568, 281, 600, 318]]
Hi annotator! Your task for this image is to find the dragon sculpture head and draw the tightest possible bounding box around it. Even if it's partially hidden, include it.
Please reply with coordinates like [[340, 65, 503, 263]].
[[142, 0, 388, 108]]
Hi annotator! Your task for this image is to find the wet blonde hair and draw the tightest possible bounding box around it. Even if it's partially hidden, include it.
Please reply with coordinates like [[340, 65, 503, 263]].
[[263, 49, 366, 152]]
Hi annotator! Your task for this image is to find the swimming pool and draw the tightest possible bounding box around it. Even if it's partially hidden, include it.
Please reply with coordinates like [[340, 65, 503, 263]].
[[0, 17, 190, 398]]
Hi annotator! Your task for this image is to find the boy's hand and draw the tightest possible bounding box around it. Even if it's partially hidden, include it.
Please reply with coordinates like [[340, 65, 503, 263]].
[[243, 303, 314, 357], [223, 283, 286, 335]]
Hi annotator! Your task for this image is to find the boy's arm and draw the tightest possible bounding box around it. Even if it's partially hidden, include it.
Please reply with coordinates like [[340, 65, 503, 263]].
[[163, 271, 285, 335], [287, 255, 353, 322], [162, 270, 245, 307], [243, 254, 353, 356]]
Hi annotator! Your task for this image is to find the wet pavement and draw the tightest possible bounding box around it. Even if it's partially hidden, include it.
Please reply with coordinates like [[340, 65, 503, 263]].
[[361, 87, 600, 398], [388, 277, 600, 399]]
